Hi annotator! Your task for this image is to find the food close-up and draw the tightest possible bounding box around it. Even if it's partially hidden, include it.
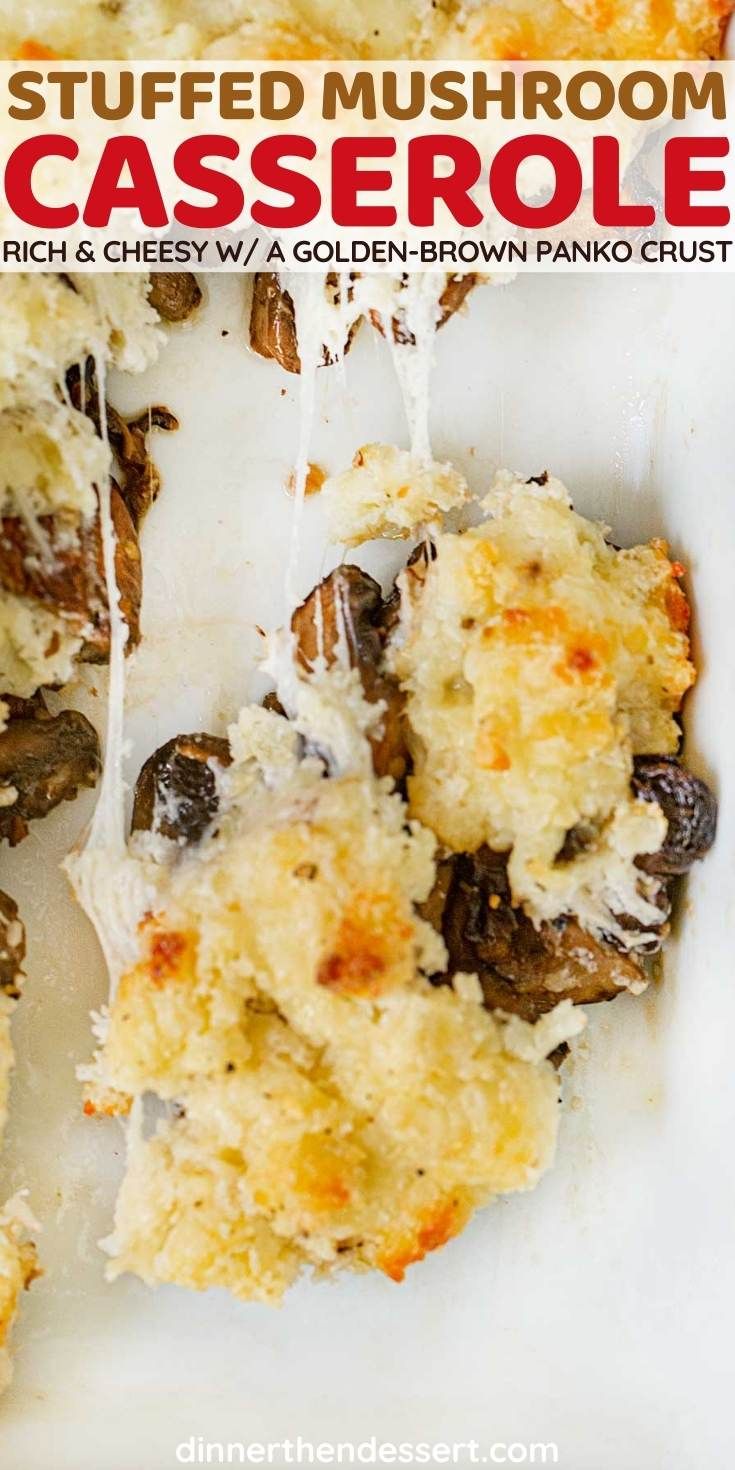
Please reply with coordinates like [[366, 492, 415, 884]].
[[0, 5, 732, 1470]]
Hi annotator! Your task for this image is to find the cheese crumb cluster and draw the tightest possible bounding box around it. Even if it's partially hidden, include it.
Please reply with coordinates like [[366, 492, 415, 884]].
[[0, 0, 729, 60], [390, 471, 695, 944], [90, 710, 578, 1301], [322, 444, 469, 547], [0, 274, 162, 699]]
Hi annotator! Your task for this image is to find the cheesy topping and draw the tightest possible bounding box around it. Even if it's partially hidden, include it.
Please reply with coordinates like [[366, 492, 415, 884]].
[[90, 708, 580, 1300], [390, 471, 694, 942], [322, 443, 470, 546], [0, 273, 162, 698], [0, 0, 729, 60]]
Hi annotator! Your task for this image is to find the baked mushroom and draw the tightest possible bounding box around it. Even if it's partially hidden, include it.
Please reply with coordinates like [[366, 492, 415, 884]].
[[0, 481, 146, 664], [67, 359, 179, 528], [632, 755, 717, 875], [291, 565, 408, 783], [147, 273, 202, 324], [79, 482, 143, 661], [0, 692, 100, 847], [250, 273, 478, 373], [427, 847, 645, 1023], [131, 732, 232, 846]]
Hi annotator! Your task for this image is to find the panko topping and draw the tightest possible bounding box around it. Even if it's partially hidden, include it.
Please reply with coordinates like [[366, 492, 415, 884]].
[[87, 709, 580, 1302], [322, 444, 469, 547], [390, 472, 695, 944]]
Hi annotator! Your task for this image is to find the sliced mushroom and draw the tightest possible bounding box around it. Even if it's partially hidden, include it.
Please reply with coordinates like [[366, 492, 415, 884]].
[[251, 272, 477, 373], [429, 847, 645, 1023], [292, 565, 408, 783], [67, 359, 178, 528], [147, 272, 202, 324], [249, 273, 358, 374], [131, 733, 232, 845], [0, 692, 100, 847], [632, 755, 717, 875], [79, 483, 142, 661], [436, 273, 478, 328], [0, 891, 25, 1000]]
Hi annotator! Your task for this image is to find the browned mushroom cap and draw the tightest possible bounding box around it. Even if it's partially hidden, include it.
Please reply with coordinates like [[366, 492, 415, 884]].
[[0, 890, 25, 1000], [632, 755, 717, 876], [291, 565, 408, 783], [67, 359, 179, 528], [369, 273, 478, 346], [0, 691, 100, 848], [131, 733, 232, 845], [147, 272, 202, 324], [249, 273, 359, 374], [428, 848, 645, 1024]]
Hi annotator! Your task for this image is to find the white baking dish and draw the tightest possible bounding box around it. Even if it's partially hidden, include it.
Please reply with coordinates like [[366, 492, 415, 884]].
[[0, 270, 732, 1469]]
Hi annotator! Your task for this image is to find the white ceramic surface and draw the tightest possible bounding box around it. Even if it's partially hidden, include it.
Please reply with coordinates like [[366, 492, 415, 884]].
[[0, 271, 733, 1470]]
